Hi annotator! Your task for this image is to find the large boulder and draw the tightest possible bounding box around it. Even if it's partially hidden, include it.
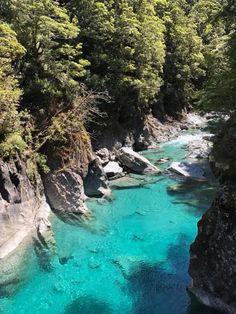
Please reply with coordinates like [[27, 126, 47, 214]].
[[84, 158, 111, 197], [44, 171, 90, 222], [168, 162, 206, 180], [117, 147, 160, 174]]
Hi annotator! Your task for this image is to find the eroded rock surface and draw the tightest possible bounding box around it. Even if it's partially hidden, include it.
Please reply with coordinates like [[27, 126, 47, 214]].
[[0, 158, 50, 259], [189, 114, 236, 314], [44, 170, 90, 221], [0, 158, 52, 296]]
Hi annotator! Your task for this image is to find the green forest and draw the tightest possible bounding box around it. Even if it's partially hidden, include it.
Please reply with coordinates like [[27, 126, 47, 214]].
[[0, 0, 235, 170]]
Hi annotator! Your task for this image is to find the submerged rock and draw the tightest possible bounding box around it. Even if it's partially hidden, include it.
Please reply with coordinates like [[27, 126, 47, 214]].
[[84, 158, 111, 197], [168, 162, 206, 180], [117, 147, 160, 174], [44, 171, 90, 221]]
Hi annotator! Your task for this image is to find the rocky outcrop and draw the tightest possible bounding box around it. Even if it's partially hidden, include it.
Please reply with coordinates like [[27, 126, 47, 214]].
[[0, 157, 53, 296], [117, 147, 160, 174], [44, 170, 90, 222], [92, 113, 206, 152], [189, 114, 236, 314], [0, 158, 51, 260], [84, 158, 111, 197]]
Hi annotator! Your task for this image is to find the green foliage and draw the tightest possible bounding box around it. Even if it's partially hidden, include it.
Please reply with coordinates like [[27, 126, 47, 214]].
[[0, 134, 27, 157], [72, 0, 166, 121], [2, 0, 90, 116], [160, 0, 205, 114], [198, 1, 236, 111], [0, 22, 25, 136]]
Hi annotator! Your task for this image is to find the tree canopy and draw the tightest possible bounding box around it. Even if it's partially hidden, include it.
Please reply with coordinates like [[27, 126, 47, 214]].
[[0, 0, 234, 166]]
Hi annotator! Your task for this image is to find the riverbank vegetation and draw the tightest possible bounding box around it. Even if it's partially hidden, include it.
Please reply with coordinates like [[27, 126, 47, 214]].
[[0, 0, 235, 168]]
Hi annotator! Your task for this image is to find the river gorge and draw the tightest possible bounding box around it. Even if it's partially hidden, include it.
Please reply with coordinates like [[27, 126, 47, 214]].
[[0, 124, 220, 314]]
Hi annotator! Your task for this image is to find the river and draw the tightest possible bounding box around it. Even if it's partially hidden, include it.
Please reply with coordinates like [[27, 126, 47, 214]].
[[0, 130, 218, 314]]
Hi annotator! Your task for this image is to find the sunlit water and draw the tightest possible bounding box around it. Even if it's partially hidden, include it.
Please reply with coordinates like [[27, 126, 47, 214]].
[[0, 131, 218, 314]]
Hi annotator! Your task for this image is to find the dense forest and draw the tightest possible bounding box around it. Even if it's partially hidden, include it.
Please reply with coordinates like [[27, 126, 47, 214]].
[[0, 0, 235, 171]]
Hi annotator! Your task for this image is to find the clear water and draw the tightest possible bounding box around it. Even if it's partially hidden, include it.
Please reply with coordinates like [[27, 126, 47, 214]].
[[0, 131, 218, 314]]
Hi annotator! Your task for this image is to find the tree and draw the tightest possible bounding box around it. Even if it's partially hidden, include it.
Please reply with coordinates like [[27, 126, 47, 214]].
[[0, 22, 25, 137], [1, 0, 90, 120], [160, 0, 205, 116], [71, 0, 166, 126], [198, 1, 236, 111]]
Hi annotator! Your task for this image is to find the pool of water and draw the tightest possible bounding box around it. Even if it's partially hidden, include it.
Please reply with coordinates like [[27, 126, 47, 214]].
[[0, 131, 218, 314]]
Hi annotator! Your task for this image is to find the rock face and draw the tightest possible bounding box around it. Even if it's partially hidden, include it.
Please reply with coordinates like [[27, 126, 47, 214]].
[[0, 157, 53, 296], [117, 147, 160, 174], [0, 158, 51, 260], [92, 113, 206, 152], [84, 158, 110, 197], [189, 114, 236, 314], [44, 170, 90, 222]]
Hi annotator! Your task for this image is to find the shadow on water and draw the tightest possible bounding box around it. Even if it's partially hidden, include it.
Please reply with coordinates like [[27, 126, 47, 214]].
[[64, 295, 113, 314], [127, 234, 219, 314], [167, 176, 217, 217]]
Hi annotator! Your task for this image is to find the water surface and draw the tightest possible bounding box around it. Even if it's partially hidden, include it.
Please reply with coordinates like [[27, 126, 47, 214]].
[[0, 131, 217, 314]]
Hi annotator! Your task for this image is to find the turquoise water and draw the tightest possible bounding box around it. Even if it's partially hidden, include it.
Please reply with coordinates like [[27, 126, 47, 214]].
[[0, 132, 218, 314]]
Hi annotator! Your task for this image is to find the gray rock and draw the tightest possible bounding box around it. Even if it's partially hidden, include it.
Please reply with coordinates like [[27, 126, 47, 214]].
[[117, 147, 160, 174], [104, 161, 123, 178], [0, 158, 52, 295], [189, 184, 236, 314], [189, 113, 236, 314], [0, 158, 50, 260], [44, 171, 90, 221], [96, 148, 110, 164], [84, 158, 111, 197], [187, 139, 213, 160], [168, 162, 206, 180]]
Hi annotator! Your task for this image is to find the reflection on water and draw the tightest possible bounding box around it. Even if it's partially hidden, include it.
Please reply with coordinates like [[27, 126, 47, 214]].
[[0, 132, 217, 314]]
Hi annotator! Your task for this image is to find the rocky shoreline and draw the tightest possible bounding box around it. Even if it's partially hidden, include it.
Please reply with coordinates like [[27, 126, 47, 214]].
[[0, 112, 212, 298]]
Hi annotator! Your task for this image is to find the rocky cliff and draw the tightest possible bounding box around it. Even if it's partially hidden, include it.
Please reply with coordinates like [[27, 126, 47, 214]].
[[0, 157, 53, 296], [189, 113, 236, 314]]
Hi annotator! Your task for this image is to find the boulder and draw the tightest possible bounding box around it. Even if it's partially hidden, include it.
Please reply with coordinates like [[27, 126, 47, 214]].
[[96, 148, 110, 164], [168, 162, 206, 180], [44, 171, 90, 221], [104, 161, 124, 178], [84, 158, 111, 197], [117, 147, 160, 174], [187, 139, 213, 160]]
